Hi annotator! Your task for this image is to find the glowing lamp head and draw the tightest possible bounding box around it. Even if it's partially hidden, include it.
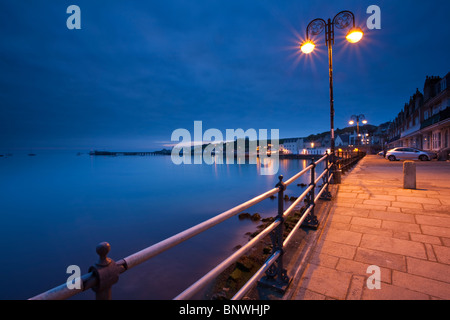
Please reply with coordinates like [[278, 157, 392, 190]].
[[349, 120, 355, 125], [300, 40, 315, 54], [346, 27, 364, 43], [362, 120, 368, 124]]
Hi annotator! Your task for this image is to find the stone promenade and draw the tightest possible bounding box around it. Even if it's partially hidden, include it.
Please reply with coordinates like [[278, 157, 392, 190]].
[[287, 155, 450, 300]]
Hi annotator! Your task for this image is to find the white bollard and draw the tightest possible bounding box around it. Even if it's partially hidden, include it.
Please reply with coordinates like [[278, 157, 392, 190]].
[[403, 161, 416, 189]]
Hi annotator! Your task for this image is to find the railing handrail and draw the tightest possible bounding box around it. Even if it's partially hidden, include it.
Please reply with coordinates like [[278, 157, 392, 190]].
[[122, 186, 280, 271], [29, 151, 365, 301]]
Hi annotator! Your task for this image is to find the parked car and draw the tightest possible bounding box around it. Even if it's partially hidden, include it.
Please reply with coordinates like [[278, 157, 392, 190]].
[[385, 147, 437, 161]]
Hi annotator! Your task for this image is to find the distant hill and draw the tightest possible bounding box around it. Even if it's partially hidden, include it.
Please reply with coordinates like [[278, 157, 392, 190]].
[[282, 122, 392, 142], [158, 122, 392, 153]]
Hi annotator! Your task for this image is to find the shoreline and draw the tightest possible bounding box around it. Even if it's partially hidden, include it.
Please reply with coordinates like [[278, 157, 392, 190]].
[[202, 199, 308, 300]]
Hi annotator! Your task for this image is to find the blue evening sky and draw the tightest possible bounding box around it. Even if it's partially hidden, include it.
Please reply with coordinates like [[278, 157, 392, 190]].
[[0, 0, 449, 151]]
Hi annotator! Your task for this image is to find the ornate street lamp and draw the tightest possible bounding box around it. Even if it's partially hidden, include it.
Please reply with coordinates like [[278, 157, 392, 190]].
[[349, 114, 368, 145], [300, 10, 364, 157]]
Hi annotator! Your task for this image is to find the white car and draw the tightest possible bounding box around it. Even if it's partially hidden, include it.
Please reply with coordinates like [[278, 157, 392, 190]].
[[385, 147, 436, 161]]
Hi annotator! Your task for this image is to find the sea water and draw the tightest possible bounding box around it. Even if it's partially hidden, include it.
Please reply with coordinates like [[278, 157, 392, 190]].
[[0, 152, 321, 299]]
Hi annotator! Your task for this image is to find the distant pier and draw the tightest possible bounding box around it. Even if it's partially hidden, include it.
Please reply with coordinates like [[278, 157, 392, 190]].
[[89, 150, 325, 160], [89, 150, 171, 156]]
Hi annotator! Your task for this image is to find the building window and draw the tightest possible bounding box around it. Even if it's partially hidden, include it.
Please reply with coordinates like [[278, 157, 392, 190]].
[[432, 106, 439, 115], [432, 132, 442, 150], [438, 132, 442, 149], [445, 130, 449, 149]]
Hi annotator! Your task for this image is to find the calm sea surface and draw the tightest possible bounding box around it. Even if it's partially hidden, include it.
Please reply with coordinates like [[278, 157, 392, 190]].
[[0, 152, 323, 300]]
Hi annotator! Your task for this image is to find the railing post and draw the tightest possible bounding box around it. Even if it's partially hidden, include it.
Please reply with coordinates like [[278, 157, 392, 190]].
[[262, 175, 289, 289], [337, 150, 341, 170], [88, 242, 121, 300], [302, 159, 320, 230], [320, 152, 332, 201], [332, 150, 341, 184]]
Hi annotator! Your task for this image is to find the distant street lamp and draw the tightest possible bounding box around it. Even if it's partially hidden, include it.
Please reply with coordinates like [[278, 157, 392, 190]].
[[349, 114, 367, 145], [300, 10, 364, 157]]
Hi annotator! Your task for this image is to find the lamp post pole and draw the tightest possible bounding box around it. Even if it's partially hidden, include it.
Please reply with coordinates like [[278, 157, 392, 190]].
[[326, 19, 335, 157], [349, 114, 367, 146]]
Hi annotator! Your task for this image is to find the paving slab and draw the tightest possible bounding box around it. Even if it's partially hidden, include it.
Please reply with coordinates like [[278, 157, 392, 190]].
[[285, 155, 450, 300]]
